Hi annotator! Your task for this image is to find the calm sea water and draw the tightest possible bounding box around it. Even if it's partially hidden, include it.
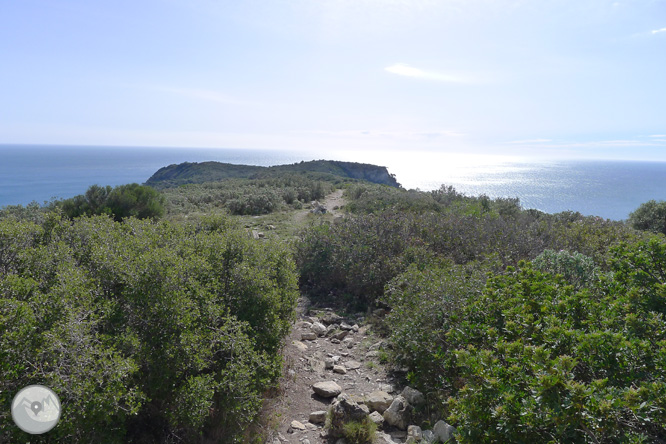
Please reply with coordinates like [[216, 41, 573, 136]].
[[2, 144, 666, 221]]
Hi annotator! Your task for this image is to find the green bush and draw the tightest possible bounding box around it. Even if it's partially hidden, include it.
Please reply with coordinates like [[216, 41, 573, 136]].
[[0, 213, 298, 443], [629, 200, 666, 235], [532, 249, 600, 289], [383, 238, 666, 443], [61, 183, 165, 221], [342, 417, 377, 444]]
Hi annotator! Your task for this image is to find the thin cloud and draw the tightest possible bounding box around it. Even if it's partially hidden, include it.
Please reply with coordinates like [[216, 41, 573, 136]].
[[152, 86, 254, 106], [651, 27, 666, 34], [508, 139, 553, 144], [385, 63, 470, 83]]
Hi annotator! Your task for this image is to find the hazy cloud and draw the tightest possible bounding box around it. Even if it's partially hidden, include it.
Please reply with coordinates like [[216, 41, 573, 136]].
[[385, 63, 471, 83], [652, 27, 666, 34], [508, 139, 553, 144]]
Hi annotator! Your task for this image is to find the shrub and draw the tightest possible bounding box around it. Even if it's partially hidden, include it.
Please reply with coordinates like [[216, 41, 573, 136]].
[[61, 183, 165, 221], [629, 200, 666, 235], [532, 249, 600, 289], [0, 213, 298, 443], [342, 417, 377, 444]]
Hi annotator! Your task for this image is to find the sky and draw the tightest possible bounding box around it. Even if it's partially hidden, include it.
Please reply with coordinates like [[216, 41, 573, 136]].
[[1, 0, 665, 160]]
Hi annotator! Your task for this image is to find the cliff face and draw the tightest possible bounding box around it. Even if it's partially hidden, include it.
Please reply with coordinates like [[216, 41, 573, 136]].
[[145, 160, 401, 189]]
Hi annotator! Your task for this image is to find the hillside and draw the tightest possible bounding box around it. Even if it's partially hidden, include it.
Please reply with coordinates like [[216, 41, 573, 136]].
[[144, 159, 401, 189]]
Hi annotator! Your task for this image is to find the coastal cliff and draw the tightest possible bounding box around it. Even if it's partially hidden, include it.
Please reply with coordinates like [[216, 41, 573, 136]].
[[145, 160, 401, 189]]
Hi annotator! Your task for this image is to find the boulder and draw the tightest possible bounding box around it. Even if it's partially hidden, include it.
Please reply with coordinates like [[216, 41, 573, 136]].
[[301, 331, 317, 341], [333, 365, 347, 375], [333, 330, 349, 340], [407, 425, 422, 440], [324, 357, 335, 370], [311, 321, 327, 336], [374, 431, 398, 444], [312, 381, 342, 398], [322, 313, 343, 325], [433, 420, 456, 443], [290, 420, 306, 430], [422, 429, 436, 443], [327, 393, 369, 438], [369, 411, 385, 428], [383, 395, 412, 430], [309, 410, 327, 424], [365, 391, 394, 414], [401, 386, 425, 407]]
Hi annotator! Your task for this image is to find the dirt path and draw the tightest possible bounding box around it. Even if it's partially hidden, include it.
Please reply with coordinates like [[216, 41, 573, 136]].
[[263, 297, 404, 444], [291, 189, 346, 226]]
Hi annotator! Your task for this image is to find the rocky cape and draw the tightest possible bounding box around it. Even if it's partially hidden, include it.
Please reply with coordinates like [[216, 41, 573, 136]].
[[145, 160, 401, 189]]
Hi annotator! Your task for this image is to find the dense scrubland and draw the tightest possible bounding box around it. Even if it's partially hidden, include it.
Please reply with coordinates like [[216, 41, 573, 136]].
[[2, 161, 666, 443]]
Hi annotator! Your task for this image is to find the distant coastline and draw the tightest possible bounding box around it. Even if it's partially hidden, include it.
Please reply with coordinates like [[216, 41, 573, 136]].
[[3, 145, 666, 220]]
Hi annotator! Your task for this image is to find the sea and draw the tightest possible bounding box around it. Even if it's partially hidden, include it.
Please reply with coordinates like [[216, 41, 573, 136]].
[[2, 144, 666, 221]]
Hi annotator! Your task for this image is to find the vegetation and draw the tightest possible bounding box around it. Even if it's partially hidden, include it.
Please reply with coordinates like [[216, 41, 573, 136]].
[[628, 199, 666, 235], [0, 213, 297, 443], [146, 160, 400, 189], [342, 417, 377, 444], [60, 183, 165, 221], [3, 160, 666, 443]]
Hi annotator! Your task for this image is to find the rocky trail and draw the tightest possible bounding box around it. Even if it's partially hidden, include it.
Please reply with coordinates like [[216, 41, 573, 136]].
[[262, 296, 456, 444]]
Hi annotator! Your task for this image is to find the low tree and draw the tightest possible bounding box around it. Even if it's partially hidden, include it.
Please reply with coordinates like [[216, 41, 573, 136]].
[[628, 199, 666, 235]]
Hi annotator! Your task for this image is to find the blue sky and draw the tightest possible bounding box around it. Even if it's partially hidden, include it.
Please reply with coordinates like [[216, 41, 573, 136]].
[[1, 0, 665, 160]]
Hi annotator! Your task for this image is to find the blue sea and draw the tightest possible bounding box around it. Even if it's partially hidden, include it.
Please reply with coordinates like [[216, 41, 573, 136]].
[[2, 144, 666, 221]]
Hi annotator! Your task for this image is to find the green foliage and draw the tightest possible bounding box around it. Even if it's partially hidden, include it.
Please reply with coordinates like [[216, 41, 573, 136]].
[[161, 174, 334, 216], [0, 213, 298, 443], [342, 417, 377, 444], [385, 244, 666, 443], [629, 199, 666, 235], [61, 183, 165, 221], [532, 249, 600, 289]]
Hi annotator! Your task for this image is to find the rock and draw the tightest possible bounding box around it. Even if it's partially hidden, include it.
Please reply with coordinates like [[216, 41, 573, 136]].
[[333, 365, 347, 375], [324, 357, 334, 370], [422, 429, 436, 443], [374, 432, 398, 444], [365, 351, 380, 359], [303, 440, 311, 444], [340, 322, 354, 331], [322, 313, 343, 325], [401, 386, 425, 407], [292, 340, 308, 351], [433, 420, 456, 443], [379, 384, 395, 393], [328, 393, 369, 438], [309, 410, 327, 424], [325, 324, 340, 336], [335, 439, 346, 444], [345, 360, 362, 370], [300, 321, 313, 329], [370, 341, 384, 350], [312, 381, 342, 398], [333, 330, 349, 340], [365, 390, 394, 414], [407, 425, 423, 439], [290, 420, 306, 430], [311, 321, 327, 336], [330, 338, 341, 344], [369, 411, 385, 428], [383, 395, 412, 430], [352, 324, 360, 332], [301, 331, 317, 341], [343, 337, 354, 348]]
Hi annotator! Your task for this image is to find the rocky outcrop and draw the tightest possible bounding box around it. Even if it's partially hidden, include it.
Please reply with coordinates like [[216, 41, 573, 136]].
[[327, 393, 369, 438], [312, 381, 342, 398]]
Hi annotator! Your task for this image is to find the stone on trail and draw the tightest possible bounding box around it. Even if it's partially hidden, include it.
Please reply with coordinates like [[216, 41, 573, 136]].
[[369, 411, 385, 427], [365, 390, 394, 414], [312, 381, 342, 398], [383, 395, 412, 430], [401, 386, 425, 407], [309, 410, 327, 424], [327, 393, 369, 438], [333, 364, 347, 374], [290, 420, 306, 430], [311, 321, 327, 336], [433, 420, 456, 443], [301, 331, 317, 341], [345, 360, 362, 370]]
